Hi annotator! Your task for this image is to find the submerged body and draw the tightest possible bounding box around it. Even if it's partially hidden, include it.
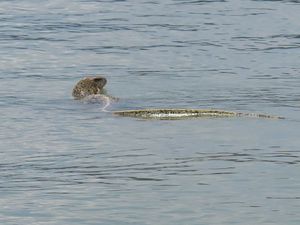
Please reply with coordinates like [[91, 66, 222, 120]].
[[113, 109, 284, 120], [73, 76, 284, 120]]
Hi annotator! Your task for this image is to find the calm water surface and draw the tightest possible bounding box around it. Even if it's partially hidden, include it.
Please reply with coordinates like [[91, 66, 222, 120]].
[[0, 0, 300, 224]]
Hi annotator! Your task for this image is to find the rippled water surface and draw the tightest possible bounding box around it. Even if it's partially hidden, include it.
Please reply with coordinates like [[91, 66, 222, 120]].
[[1, 0, 300, 224]]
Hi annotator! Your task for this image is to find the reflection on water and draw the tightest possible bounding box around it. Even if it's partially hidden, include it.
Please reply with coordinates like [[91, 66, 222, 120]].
[[0, 0, 300, 224]]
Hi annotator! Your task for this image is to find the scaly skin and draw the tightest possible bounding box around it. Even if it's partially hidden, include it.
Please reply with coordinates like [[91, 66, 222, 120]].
[[73, 77, 284, 120]]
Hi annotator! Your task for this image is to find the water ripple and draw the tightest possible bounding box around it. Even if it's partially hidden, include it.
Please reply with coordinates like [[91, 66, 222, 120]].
[[1, 0, 300, 224], [231, 34, 300, 51]]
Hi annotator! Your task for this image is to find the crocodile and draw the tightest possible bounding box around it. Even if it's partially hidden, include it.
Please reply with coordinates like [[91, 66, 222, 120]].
[[72, 76, 284, 120]]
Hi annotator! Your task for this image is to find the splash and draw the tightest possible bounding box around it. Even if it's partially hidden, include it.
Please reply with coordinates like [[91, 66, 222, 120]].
[[82, 94, 112, 112], [100, 95, 111, 112]]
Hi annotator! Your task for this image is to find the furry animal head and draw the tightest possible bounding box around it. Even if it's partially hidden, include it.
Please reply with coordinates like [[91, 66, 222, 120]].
[[72, 76, 107, 99]]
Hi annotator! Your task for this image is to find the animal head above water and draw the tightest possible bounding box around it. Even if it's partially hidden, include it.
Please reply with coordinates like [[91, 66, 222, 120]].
[[72, 76, 107, 99]]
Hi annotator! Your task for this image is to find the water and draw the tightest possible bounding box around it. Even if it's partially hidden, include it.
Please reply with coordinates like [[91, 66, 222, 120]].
[[1, 0, 300, 224]]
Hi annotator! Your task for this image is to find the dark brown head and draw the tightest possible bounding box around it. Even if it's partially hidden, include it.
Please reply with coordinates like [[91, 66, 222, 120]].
[[90, 76, 107, 89], [72, 76, 107, 99]]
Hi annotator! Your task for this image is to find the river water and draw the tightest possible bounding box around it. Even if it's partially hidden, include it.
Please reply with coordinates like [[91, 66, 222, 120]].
[[0, 0, 300, 224]]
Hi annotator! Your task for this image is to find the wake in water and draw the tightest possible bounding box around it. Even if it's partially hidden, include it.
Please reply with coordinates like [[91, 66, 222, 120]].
[[82, 94, 112, 112]]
